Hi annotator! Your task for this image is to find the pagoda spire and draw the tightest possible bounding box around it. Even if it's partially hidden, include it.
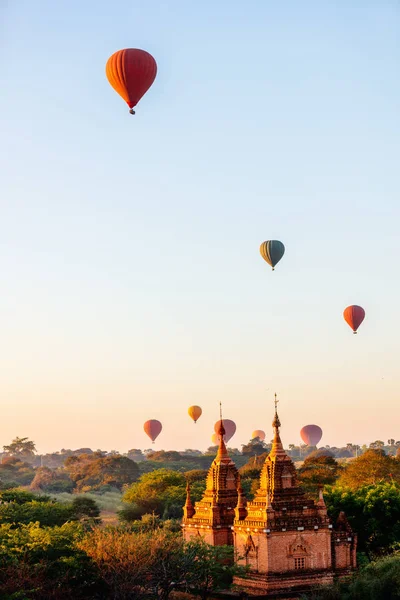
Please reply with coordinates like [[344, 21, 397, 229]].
[[215, 402, 230, 463], [269, 394, 286, 458], [183, 481, 195, 519]]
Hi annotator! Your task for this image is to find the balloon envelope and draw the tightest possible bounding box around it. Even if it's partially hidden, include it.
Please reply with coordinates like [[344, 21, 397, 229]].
[[214, 419, 236, 443], [300, 425, 323, 446], [106, 49, 157, 111], [260, 240, 285, 270], [343, 305, 365, 334], [251, 430, 266, 441], [144, 419, 162, 443], [211, 433, 219, 445], [188, 405, 202, 423]]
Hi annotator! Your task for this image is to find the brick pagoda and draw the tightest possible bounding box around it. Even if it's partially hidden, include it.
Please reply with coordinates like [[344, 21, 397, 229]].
[[182, 419, 243, 546], [233, 398, 357, 596]]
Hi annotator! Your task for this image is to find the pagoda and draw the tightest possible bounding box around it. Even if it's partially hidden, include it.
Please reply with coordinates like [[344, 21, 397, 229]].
[[182, 418, 243, 546], [233, 396, 357, 596]]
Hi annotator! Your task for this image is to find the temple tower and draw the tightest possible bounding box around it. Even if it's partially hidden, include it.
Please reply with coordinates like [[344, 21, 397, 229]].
[[233, 396, 356, 596], [182, 419, 243, 546]]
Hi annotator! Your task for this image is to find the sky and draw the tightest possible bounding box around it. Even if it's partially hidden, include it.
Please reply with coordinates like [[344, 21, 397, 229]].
[[1, 0, 399, 454]]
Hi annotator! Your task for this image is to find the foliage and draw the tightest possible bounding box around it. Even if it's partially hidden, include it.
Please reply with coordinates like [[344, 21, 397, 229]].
[[51, 489, 123, 513], [3, 437, 36, 457], [183, 540, 242, 600], [30, 466, 74, 493], [121, 469, 206, 521], [324, 482, 400, 557], [302, 553, 400, 599], [0, 456, 35, 487], [0, 499, 75, 527], [64, 453, 139, 492], [241, 438, 270, 457], [146, 450, 185, 462], [0, 489, 50, 504], [338, 449, 400, 489], [0, 521, 99, 599], [0, 488, 101, 528], [297, 453, 340, 496], [79, 528, 239, 600], [71, 496, 100, 520]]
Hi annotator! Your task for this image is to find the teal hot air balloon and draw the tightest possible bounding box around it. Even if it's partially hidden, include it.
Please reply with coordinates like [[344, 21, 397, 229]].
[[260, 240, 285, 271]]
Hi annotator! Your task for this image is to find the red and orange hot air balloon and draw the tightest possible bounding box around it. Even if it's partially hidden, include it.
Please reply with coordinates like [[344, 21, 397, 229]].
[[343, 305, 365, 334], [188, 405, 202, 424], [214, 419, 236, 444], [144, 419, 162, 444], [106, 49, 157, 114], [300, 424, 323, 446]]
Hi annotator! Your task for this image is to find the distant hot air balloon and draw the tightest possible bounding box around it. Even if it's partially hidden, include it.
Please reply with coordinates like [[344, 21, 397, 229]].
[[252, 430, 266, 441], [260, 240, 285, 270], [343, 305, 365, 334], [188, 405, 202, 424], [106, 49, 157, 114], [300, 425, 323, 446], [211, 433, 219, 445], [214, 419, 236, 443], [144, 419, 162, 443]]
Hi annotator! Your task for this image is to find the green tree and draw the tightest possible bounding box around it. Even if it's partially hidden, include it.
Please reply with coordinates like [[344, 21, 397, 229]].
[[0, 456, 35, 487], [0, 521, 99, 599], [30, 465, 74, 493], [297, 452, 340, 496], [122, 469, 186, 517], [324, 482, 400, 557], [184, 540, 243, 599], [71, 496, 101, 520], [3, 436, 36, 458], [302, 553, 400, 599], [64, 454, 139, 492], [338, 449, 400, 489]]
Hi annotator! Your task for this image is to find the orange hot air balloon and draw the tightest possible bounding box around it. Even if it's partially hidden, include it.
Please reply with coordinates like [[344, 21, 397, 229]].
[[300, 425, 323, 446], [106, 49, 157, 114], [211, 433, 219, 445], [343, 305, 365, 334], [214, 419, 236, 443], [252, 430, 266, 441], [188, 405, 202, 424], [143, 419, 162, 443]]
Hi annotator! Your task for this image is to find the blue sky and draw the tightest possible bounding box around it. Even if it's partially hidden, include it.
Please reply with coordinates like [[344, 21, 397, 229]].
[[1, 0, 399, 453]]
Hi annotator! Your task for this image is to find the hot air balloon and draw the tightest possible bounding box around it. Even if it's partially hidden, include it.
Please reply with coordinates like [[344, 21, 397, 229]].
[[211, 433, 219, 445], [214, 419, 236, 443], [251, 430, 266, 441], [300, 425, 323, 446], [343, 305, 365, 334], [144, 419, 162, 443], [188, 405, 202, 424], [260, 240, 285, 270], [106, 49, 157, 114]]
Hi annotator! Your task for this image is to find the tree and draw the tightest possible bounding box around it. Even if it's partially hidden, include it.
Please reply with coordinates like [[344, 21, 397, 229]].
[[3, 437, 36, 458], [122, 469, 187, 518], [338, 449, 400, 489], [0, 456, 35, 487], [241, 438, 270, 457], [324, 482, 400, 557], [0, 521, 98, 599], [184, 540, 243, 599], [297, 452, 340, 496], [71, 496, 101, 520], [30, 466, 74, 493], [302, 553, 400, 599], [64, 454, 139, 492]]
